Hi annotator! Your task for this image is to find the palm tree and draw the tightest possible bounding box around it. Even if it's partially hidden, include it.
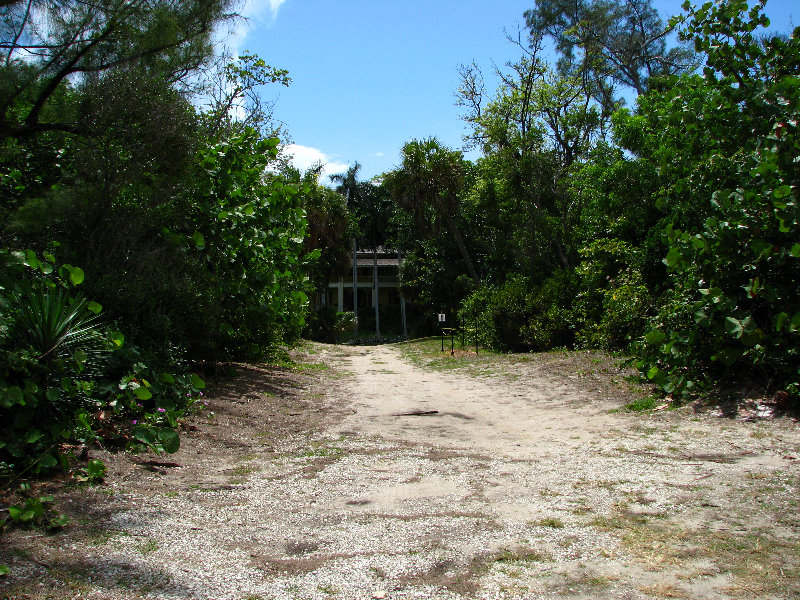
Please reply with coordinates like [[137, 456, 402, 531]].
[[386, 137, 479, 284], [331, 164, 393, 338], [330, 164, 364, 338], [358, 183, 392, 337]]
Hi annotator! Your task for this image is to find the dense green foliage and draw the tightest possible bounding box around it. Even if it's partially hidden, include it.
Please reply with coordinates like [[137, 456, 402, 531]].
[[632, 0, 800, 397], [0, 1, 331, 478], [387, 0, 799, 400]]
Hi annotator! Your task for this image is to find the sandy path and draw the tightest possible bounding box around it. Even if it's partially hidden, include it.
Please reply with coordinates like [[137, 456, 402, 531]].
[[3, 343, 798, 600], [334, 345, 619, 460]]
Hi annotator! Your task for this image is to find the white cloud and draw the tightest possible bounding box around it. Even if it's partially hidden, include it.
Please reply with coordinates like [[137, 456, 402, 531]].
[[223, 0, 288, 53], [241, 0, 287, 20], [283, 144, 350, 182], [374, 152, 385, 157]]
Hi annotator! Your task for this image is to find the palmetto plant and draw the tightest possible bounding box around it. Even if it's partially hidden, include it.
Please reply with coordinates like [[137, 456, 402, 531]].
[[7, 286, 105, 366]]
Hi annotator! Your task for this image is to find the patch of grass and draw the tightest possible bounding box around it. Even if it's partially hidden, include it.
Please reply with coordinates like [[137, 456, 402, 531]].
[[571, 497, 594, 515], [590, 505, 800, 596], [302, 442, 344, 458], [293, 362, 329, 373], [639, 583, 690, 598], [492, 547, 551, 564], [623, 395, 660, 412], [231, 464, 259, 476], [539, 517, 565, 528], [137, 539, 159, 555], [317, 583, 337, 595], [86, 529, 129, 546], [369, 566, 387, 579]]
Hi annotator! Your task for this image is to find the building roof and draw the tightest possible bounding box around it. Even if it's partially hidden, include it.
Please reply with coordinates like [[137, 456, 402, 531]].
[[355, 256, 400, 267], [354, 248, 401, 267]]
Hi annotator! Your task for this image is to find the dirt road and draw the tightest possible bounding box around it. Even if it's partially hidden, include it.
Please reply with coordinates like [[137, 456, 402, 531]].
[[2, 341, 799, 599]]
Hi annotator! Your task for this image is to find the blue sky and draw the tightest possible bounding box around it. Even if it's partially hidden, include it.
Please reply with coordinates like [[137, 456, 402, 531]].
[[225, 0, 798, 181]]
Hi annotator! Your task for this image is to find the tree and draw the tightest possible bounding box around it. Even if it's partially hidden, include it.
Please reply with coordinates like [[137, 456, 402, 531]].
[[296, 166, 353, 293], [386, 137, 480, 285], [631, 0, 800, 397], [330, 163, 365, 337], [330, 164, 393, 337], [457, 52, 602, 272], [524, 0, 696, 112], [1, 0, 234, 140], [200, 51, 291, 140]]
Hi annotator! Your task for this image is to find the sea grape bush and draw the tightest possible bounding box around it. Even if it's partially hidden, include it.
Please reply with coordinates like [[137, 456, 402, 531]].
[[440, 0, 799, 401], [0, 249, 203, 478], [633, 0, 800, 397]]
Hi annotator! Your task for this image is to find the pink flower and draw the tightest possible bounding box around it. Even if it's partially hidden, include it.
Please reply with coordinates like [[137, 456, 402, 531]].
[[157, 408, 166, 413]]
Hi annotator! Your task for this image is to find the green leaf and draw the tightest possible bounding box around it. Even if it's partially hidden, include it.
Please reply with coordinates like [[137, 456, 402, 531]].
[[773, 185, 792, 199], [159, 373, 175, 384], [192, 231, 206, 250], [157, 428, 180, 454], [2, 386, 25, 407], [664, 247, 683, 268], [69, 267, 85, 285], [49, 514, 70, 528], [725, 316, 755, 339], [6, 443, 24, 457], [8, 506, 23, 520], [39, 454, 58, 468], [76, 411, 92, 430], [791, 244, 800, 258], [24, 249, 39, 269], [87, 459, 106, 480], [190, 373, 206, 390], [110, 331, 125, 347], [134, 386, 153, 400], [86, 301, 102, 314], [24, 429, 43, 444], [133, 426, 157, 448], [645, 330, 666, 345], [725, 317, 743, 338], [0, 565, 10, 576]]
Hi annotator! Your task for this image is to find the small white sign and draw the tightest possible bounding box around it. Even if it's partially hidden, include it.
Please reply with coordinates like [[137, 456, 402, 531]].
[[438, 313, 446, 323]]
